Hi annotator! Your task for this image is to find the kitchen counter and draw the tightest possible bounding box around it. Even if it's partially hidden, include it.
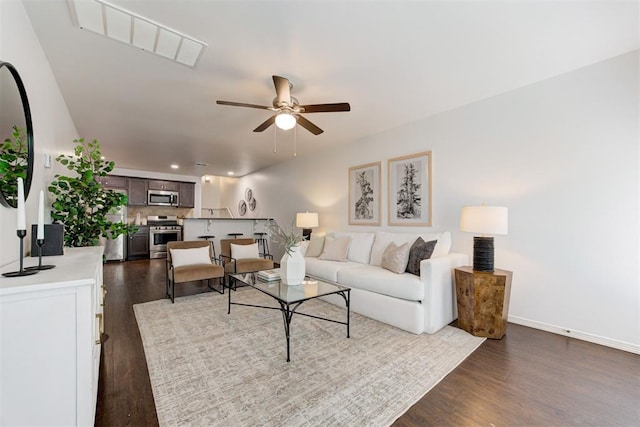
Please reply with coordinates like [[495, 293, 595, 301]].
[[184, 218, 272, 221], [182, 218, 272, 257]]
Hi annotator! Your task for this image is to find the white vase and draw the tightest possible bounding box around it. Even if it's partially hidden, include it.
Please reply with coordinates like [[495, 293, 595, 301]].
[[280, 244, 306, 286]]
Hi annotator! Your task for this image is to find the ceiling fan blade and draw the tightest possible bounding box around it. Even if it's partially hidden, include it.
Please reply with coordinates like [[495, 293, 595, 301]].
[[295, 114, 324, 135], [300, 103, 351, 113], [253, 115, 276, 132], [272, 75, 291, 105], [216, 100, 271, 110]]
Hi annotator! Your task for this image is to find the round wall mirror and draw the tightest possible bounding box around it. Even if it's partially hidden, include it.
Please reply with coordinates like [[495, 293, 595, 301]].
[[0, 61, 34, 208]]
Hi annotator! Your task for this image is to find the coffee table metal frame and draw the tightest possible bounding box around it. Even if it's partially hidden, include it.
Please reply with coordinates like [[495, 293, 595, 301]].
[[227, 273, 351, 362]]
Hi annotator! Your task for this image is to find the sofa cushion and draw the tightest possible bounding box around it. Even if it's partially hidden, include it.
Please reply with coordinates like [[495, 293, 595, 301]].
[[369, 232, 419, 266], [370, 231, 451, 265], [305, 257, 361, 282], [381, 242, 411, 274], [333, 232, 375, 264], [305, 236, 325, 257], [170, 246, 212, 268], [337, 264, 425, 301], [425, 231, 451, 257], [231, 242, 259, 260], [406, 238, 437, 276], [319, 235, 351, 261]]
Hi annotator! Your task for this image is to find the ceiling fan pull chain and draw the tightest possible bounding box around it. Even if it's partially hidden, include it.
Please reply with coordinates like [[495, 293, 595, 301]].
[[273, 125, 277, 153], [293, 125, 297, 157]]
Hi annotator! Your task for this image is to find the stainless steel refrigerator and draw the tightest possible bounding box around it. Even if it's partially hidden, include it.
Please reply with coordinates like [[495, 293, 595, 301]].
[[100, 190, 127, 261]]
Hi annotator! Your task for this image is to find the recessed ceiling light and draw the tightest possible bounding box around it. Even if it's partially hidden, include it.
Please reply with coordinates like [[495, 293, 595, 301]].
[[227, 171, 234, 176], [68, 0, 207, 68], [171, 164, 179, 169]]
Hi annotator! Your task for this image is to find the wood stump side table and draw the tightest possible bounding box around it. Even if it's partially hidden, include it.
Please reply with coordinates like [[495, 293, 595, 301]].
[[454, 266, 513, 339]]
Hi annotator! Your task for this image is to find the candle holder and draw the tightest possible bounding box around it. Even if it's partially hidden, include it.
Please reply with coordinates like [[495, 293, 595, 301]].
[[2, 230, 39, 277], [25, 239, 56, 271]]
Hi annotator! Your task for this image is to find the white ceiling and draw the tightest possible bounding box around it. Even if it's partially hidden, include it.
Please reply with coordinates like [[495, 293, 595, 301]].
[[22, 0, 639, 177]]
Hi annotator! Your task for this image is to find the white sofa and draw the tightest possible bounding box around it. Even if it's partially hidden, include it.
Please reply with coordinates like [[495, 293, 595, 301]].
[[303, 231, 468, 334]]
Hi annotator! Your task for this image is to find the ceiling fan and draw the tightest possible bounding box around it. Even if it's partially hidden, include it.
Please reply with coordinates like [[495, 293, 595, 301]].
[[216, 75, 350, 135]]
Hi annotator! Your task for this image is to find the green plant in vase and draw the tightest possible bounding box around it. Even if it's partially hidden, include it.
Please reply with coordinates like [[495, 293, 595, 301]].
[[265, 219, 303, 255], [266, 219, 306, 285], [48, 137, 137, 247]]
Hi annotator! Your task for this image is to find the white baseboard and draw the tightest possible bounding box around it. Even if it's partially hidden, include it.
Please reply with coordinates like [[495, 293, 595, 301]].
[[508, 315, 640, 355]]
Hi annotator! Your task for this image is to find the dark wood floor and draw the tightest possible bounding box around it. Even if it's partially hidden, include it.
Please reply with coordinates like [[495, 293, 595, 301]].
[[95, 259, 640, 426]]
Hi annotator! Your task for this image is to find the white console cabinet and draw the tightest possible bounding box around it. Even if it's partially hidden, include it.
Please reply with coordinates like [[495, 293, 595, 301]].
[[0, 246, 104, 426]]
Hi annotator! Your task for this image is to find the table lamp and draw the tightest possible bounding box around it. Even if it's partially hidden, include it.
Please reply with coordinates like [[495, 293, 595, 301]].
[[296, 212, 319, 240], [460, 205, 508, 272]]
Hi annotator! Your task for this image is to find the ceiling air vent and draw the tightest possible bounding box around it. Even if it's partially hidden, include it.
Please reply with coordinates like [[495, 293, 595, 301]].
[[67, 0, 207, 68]]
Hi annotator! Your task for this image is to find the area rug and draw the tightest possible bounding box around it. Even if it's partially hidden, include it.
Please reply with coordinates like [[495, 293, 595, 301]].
[[134, 289, 485, 426]]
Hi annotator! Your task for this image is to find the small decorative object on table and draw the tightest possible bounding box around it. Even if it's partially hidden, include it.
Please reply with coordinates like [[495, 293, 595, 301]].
[[266, 219, 305, 285], [257, 268, 281, 281], [3, 178, 38, 277]]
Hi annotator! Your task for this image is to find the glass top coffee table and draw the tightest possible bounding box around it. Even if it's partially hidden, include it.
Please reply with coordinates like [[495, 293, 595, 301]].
[[228, 272, 351, 362]]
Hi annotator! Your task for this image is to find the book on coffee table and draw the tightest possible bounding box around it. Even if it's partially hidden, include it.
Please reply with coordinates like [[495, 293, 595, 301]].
[[258, 268, 281, 281]]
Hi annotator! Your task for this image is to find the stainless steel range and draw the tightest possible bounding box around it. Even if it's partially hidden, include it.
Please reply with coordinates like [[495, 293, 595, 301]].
[[148, 215, 182, 259]]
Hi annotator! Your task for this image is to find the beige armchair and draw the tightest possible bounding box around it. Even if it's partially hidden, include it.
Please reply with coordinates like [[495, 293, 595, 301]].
[[219, 238, 274, 275], [166, 241, 225, 303]]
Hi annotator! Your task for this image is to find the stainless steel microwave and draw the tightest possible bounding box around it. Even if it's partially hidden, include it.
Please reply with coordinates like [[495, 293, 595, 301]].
[[148, 190, 179, 207]]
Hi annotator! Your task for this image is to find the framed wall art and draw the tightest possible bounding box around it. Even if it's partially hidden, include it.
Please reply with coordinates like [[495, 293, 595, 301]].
[[387, 151, 432, 226], [348, 161, 381, 225]]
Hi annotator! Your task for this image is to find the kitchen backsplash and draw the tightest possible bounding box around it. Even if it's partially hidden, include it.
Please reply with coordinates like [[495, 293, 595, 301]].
[[128, 206, 193, 224]]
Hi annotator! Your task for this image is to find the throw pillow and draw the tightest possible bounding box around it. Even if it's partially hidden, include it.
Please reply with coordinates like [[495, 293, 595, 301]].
[[305, 236, 325, 257], [319, 235, 351, 261], [170, 246, 212, 268], [405, 238, 437, 276], [231, 242, 259, 260], [381, 242, 411, 274]]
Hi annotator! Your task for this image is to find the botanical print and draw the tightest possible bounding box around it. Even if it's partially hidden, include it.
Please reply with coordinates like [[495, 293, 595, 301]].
[[349, 162, 381, 225], [388, 151, 432, 226], [355, 169, 375, 219], [395, 161, 421, 219]]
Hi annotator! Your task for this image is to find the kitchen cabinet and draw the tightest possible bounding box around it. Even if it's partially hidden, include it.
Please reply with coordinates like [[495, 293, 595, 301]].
[[148, 179, 179, 192], [128, 225, 150, 259], [128, 177, 148, 206], [179, 182, 195, 208], [0, 246, 105, 427], [97, 174, 128, 189]]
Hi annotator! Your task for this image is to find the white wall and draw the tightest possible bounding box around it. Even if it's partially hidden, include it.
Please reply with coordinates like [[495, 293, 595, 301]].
[[228, 51, 639, 352], [0, 0, 79, 267]]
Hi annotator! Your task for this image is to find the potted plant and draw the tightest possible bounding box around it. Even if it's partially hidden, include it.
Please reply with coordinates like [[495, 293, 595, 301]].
[[266, 219, 305, 285], [48, 138, 136, 247]]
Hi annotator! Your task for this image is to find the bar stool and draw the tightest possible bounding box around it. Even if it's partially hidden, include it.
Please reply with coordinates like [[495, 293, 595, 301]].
[[227, 233, 243, 239], [197, 235, 217, 260], [254, 232, 270, 257]]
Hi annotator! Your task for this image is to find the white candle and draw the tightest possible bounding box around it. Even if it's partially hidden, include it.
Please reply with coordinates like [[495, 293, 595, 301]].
[[17, 177, 26, 231], [37, 190, 45, 240]]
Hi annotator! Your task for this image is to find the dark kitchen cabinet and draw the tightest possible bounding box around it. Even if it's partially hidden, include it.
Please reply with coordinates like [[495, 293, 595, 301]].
[[148, 180, 179, 192], [179, 182, 195, 208], [97, 175, 128, 189], [128, 178, 148, 206], [127, 226, 149, 260]]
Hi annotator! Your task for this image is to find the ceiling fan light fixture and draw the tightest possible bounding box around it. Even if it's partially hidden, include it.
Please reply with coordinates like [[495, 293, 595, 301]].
[[275, 112, 296, 130]]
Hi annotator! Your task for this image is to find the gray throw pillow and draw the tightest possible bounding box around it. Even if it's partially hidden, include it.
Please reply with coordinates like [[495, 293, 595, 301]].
[[405, 238, 437, 276]]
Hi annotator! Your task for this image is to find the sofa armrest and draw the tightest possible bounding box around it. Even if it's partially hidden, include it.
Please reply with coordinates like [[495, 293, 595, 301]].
[[420, 252, 469, 333]]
